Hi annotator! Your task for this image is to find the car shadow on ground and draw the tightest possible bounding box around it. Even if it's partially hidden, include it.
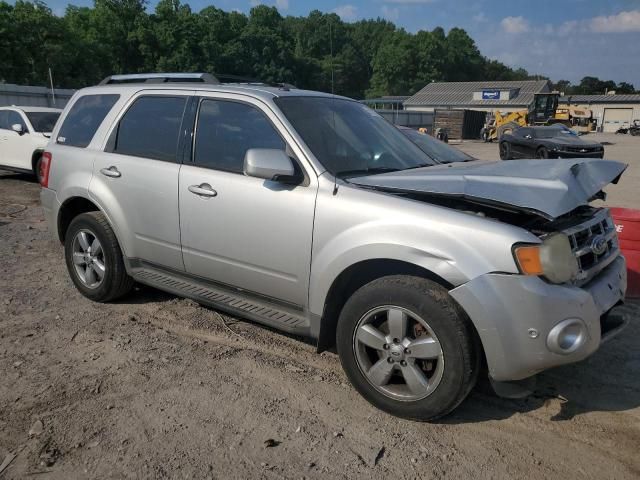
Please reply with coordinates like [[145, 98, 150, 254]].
[[122, 284, 640, 424], [0, 171, 38, 183], [443, 362, 640, 425], [120, 283, 176, 304], [115, 283, 318, 346]]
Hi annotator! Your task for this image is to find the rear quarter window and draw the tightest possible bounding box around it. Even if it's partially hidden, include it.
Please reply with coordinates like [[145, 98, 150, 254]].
[[57, 94, 120, 148]]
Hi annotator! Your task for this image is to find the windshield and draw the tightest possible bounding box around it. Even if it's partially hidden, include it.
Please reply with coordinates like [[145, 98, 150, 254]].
[[533, 126, 577, 139], [400, 128, 473, 163], [25, 112, 60, 132], [275, 97, 436, 177]]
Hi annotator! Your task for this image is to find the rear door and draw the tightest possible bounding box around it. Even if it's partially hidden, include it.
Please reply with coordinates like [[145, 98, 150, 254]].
[[0, 110, 8, 166], [89, 91, 192, 271], [178, 94, 318, 306]]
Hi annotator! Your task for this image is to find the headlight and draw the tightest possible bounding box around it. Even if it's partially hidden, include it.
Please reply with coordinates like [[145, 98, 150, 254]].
[[513, 233, 579, 283]]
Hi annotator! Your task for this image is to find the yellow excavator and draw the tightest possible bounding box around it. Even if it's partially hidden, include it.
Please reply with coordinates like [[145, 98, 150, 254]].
[[553, 106, 593, 133], [481, 93, 592, 141]]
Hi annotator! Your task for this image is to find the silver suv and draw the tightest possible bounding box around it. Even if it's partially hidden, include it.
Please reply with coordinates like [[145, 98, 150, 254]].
[[41, 73, 628, 420]]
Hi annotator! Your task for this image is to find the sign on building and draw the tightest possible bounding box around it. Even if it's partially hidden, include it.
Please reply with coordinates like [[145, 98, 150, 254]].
[[481, 90, 501, 100]]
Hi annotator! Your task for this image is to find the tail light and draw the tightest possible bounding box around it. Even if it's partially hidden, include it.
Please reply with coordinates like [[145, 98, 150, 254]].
[[39, 151, 52, 188]]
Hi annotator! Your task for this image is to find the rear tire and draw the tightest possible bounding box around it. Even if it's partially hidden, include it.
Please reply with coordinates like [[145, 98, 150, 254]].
[[336, 275, 480, 421], [499, 141, 512, 160], [536, 146, 549, 159], [33, 154, 43, 182], [64, 212, 134, 302]]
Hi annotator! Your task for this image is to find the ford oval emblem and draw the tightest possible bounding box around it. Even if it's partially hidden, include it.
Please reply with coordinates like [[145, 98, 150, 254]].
[[591, 235, 608, 255]]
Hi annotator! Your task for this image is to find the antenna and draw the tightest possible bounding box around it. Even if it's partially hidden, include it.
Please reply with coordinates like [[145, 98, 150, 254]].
[[329, 21, 335, 94]]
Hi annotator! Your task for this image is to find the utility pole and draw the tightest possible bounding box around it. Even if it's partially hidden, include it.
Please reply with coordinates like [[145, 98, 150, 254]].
[[48, 68, 56, 107]]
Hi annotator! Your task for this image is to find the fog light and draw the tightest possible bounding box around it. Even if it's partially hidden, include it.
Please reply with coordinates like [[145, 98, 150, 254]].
[[547, 318, 588, 354]]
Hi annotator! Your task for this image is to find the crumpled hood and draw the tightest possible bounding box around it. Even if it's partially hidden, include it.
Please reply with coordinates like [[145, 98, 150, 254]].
[[349, 159, 627, 220]]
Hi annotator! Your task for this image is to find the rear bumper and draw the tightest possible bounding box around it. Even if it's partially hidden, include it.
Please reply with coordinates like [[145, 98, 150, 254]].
[[40, 187, 60, 241], [450, 255, 627, 382]]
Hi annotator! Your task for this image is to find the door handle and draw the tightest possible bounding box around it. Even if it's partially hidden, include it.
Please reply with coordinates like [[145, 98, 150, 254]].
[[188, 183, 217, 197], [100, 166, 121, 178]]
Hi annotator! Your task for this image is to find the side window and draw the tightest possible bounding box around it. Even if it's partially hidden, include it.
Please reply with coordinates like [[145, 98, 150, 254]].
[[0, 111, 8, 130], [7, 111, 27, 131], [113, 96, 186, 162], [194, 99, 285, 173], [57, 94, 120, 148]]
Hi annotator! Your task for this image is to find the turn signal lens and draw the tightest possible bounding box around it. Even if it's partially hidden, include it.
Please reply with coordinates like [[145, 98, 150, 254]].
[[514, 245, 543, 275]]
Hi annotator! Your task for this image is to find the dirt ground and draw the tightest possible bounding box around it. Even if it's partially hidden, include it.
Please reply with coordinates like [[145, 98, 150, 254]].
[[1, 153, 640, 479]]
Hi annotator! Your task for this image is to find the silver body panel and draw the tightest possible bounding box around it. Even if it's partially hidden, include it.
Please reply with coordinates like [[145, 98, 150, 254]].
[[350, 158, 627, 221], [450, 256, 626, 381], [41, 83, 629, 383], [179, 164, 316, 306]]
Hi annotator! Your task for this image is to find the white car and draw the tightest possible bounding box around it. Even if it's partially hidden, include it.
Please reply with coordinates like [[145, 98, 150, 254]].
[[0, 106, 62, 178]]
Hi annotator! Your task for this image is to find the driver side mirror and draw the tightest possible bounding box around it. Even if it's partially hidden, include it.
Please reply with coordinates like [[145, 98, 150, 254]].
[[11, 123, 25, 135], [244, 148, 302, 185], [524, 134, 532, 139]]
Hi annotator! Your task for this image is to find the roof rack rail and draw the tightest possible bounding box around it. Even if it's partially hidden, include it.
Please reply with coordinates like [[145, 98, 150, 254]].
[[98, 73, 220, 85], [211, 73, 296, 89], [98, 72, 296, 89]]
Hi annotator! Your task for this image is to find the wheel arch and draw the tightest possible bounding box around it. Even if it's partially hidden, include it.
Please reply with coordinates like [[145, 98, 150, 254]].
[[57, 196, 101, 243], [316, 258, 454, 353], [31, 149, 44, 174]]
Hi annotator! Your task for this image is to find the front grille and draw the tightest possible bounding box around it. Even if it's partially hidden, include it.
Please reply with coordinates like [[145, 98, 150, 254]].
[[564, 146, 599, 154], [562, 209, 619, 286]]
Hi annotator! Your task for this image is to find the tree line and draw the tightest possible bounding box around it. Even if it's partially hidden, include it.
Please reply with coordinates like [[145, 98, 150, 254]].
[[0, 0, 636, 98]]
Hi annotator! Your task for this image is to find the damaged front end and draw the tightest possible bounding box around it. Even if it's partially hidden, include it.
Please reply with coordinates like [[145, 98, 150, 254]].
[[351, 158, 629, 387]]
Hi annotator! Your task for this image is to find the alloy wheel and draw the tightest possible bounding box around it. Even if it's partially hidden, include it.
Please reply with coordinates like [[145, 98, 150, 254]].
[[353, 306, 445, 401], [71, 229, 106, 289]]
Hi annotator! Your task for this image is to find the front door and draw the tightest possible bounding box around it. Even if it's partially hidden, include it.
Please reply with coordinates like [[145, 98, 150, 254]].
[[511, 128, 531, 158], [3, 111, 32, 169], [179, 96, 317, 307]]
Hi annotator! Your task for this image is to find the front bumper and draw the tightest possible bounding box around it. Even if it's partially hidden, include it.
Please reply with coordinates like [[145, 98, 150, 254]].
[[449, 255, 627, 382], [555, 151, 604, 159]]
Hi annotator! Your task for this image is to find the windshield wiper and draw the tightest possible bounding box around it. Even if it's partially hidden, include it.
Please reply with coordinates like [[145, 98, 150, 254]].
[[437, 158, 474, 164], [402, 163, 435, 170], [335, 167, 401, 178]]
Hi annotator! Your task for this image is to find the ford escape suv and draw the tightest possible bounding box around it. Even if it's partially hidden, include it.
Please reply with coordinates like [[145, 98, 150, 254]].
[[41, 73, 628, 420]]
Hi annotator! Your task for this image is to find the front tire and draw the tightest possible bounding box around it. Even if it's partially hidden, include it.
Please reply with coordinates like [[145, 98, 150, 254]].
[[336, 276, 480, 421], [499, 141, 512, 160], [536, 146, 549, 159], [33, 154, 43, 182], [64, 212, 134, 302]]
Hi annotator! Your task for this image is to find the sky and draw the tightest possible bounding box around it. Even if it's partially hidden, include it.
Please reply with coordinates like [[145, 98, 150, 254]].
[[38, 0, 640, 86]]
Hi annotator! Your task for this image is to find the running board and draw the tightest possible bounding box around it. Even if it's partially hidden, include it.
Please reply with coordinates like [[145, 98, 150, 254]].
[[130, 266, 311, 336]]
